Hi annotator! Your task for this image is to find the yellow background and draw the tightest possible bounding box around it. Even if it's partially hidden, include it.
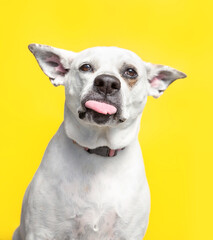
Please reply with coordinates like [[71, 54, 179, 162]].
[[1, 0, 213, 239]]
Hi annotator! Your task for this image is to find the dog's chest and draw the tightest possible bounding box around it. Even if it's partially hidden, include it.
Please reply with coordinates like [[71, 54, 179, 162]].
[[52, 178, 129, 240], [60, 206, 121, 240]]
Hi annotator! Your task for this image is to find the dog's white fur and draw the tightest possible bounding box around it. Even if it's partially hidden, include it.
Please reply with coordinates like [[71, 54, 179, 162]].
[[13, 44, 186, 240]]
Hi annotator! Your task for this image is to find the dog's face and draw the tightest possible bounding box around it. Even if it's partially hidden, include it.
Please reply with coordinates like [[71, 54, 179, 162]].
[[29, 44, 186, 127], [64, 47, 149, 126]]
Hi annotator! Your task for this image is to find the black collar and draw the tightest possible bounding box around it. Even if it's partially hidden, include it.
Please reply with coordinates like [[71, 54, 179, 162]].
[[86, 146, 124, 157], [73, 141, 124, 157]]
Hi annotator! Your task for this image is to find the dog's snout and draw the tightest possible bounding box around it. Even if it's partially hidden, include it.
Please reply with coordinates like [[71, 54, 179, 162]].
[[94, 74, 121, 95]]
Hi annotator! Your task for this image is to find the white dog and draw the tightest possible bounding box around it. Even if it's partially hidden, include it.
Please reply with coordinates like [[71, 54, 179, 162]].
[[13, 44, 186, 240]]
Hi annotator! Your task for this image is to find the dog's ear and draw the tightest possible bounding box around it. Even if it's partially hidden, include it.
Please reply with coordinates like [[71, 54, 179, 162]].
[[28, 44, 76, 86], [145, 62, 186, 98]]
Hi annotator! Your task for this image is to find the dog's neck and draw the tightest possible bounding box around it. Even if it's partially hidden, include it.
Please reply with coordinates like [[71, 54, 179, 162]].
[[63, 104, 142, 150]]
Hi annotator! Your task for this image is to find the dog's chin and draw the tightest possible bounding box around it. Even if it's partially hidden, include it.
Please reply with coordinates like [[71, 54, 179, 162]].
[[78, 109, 124, 126], [87, 109, 112, 125]]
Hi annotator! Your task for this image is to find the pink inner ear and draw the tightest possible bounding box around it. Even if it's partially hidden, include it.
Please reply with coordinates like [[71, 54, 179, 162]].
[[150, 72, 167, 87], [45, 55, 67, 75], [150, 77, 161, 87]]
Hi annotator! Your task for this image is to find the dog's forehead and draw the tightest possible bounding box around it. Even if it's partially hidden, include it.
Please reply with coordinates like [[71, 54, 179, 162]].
[[75, 47, 142, 66]]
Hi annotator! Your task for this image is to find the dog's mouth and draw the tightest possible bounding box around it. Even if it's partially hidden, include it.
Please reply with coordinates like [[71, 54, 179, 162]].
[[79, 98, 125, 125]]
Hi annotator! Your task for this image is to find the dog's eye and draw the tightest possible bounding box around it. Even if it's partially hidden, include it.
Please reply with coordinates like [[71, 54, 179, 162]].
[[79, 64, 93, 72], [124, 68, 138, 78]]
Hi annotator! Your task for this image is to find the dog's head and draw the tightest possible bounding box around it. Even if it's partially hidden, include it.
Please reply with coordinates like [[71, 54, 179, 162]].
[[29, 44, 186, 148], [29, 44, 186, 126]]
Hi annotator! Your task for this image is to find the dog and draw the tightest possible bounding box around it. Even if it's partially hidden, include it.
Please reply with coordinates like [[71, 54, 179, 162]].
[[13, 44, 186, 240]]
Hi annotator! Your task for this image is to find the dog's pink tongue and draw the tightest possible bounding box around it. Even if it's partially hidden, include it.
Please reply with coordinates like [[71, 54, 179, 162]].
[[85, 100, 117, 115]]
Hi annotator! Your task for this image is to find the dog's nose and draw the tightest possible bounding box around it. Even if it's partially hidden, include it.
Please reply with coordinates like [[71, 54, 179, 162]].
[[94, 74, 121, 95]]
